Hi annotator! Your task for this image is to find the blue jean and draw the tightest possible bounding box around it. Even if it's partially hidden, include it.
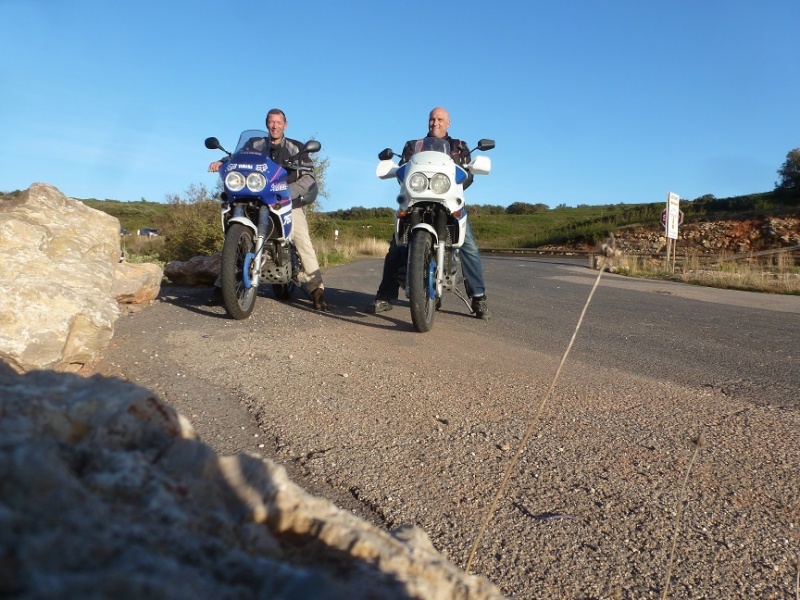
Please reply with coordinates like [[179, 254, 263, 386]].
[[376, 218, 486, 300]]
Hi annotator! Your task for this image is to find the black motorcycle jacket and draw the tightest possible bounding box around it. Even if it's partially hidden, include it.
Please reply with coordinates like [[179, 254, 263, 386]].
[[400, 134, 474, 190]]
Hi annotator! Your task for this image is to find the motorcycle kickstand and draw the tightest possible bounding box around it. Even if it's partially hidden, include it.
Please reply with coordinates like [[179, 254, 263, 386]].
[[453, 287, 473, 313]]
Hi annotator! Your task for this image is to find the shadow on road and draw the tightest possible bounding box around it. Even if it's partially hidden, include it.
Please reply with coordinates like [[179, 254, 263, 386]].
[[156, 285, 427, 332]]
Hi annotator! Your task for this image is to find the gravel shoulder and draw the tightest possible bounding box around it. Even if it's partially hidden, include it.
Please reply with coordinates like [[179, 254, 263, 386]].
[[93, 263, 800, 599]]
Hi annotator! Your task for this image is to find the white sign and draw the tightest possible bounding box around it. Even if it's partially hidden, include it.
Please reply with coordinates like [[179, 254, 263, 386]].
[[666, 192, 680, 240]]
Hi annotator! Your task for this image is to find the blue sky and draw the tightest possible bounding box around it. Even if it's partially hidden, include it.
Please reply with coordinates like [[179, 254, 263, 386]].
[[2, 1, 797, 213]]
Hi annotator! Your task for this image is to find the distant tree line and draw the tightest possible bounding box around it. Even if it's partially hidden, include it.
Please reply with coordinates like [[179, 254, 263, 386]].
[[324, 207, 395, 220]]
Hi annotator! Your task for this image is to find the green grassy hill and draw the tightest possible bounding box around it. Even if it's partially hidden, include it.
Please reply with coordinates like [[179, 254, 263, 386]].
[[81, 199, 170, 234]]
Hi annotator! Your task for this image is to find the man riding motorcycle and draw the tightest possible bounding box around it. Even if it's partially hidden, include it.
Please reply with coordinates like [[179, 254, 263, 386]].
[[366, 107, 490, 320]]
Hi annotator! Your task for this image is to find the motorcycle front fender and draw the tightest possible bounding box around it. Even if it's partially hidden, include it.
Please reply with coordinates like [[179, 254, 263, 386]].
[[225, 216, 258, 237], [407, 223, 439, 246]]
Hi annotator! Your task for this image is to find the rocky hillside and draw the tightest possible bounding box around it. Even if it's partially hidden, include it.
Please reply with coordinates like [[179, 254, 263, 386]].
[[551, 216, 800, 256]]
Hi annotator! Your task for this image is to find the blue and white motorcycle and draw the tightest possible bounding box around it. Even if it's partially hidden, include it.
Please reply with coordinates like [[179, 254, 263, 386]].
[[205, 130, 320, 319], [376, 137, 494, 332]]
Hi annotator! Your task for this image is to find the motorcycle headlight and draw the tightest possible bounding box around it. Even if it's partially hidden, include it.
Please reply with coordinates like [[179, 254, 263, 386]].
[[246, 171, 267, 192], [408, 172, 428, 193], [225, 171, 246, 192], [430, 173, 451, 194]]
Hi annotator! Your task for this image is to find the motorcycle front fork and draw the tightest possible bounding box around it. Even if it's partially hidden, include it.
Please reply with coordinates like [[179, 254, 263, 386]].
[[434, 242, 446, 297]]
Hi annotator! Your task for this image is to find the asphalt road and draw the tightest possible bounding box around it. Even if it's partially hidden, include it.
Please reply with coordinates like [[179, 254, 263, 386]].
[[328, 254, 800, 410], [96, 256, 800, 599], [468, 255, 800, 410]]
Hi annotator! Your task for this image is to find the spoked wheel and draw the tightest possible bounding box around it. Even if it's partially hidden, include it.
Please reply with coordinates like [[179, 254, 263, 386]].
[[221, 223, 258, 319], [408, 229, 437, 332]]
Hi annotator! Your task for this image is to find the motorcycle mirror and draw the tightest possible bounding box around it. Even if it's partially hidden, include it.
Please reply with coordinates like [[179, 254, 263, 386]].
[[304, 140, 321, 154], [477, 139, 495, 151], [378, 148, 394, 161], [205, 137, 222, 150]]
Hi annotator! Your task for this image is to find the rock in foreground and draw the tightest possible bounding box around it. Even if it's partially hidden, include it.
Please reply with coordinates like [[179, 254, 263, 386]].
[[0, 363, 503, 599]]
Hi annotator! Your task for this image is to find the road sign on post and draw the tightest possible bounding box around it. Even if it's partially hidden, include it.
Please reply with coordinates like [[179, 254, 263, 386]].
[[664, 192, 681, 274], [666, 192, 680, 240]]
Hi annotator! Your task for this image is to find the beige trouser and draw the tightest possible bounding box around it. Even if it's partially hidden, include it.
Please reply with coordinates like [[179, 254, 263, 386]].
[[291, 206, 323, 293]]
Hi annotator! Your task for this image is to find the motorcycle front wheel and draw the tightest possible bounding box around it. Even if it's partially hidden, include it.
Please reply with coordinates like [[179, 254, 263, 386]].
[[408, 229, 437, 332], [221, 223, 258, 319]]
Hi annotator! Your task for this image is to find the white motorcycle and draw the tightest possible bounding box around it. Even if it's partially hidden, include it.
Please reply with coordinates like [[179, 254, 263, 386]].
[[376, 137, 494, 332]]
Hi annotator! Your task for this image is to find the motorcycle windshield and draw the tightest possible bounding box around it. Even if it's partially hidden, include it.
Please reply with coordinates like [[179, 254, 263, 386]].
[[234, 129, 271, 154], [411, 137, 451, 156], [221, 130, 290, 206]]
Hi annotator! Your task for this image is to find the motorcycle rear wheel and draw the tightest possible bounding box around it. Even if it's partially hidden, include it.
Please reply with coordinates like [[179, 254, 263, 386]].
[[408, 229, 437, 332], [221, 223, 258, 319]]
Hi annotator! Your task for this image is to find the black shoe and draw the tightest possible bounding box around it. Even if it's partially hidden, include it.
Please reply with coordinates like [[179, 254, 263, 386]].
[[206, 287, 223, 306], [366, 296, 392, 313], [471, 295, 490, 320], [311, 288, 328, 312]]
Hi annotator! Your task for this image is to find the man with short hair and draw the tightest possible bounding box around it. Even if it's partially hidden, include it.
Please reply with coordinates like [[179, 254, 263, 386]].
[[366, 107, 490, 319], [209, 108, 327, 311]]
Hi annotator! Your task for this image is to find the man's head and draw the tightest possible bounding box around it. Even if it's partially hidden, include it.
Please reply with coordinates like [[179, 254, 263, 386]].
[[428, 107, 450, 139], [266, 108, 287, 142]]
